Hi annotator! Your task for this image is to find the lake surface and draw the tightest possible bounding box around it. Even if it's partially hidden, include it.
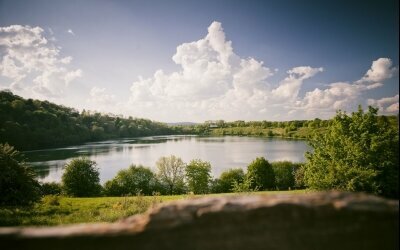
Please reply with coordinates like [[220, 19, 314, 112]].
[[25, 135, 311, 183]]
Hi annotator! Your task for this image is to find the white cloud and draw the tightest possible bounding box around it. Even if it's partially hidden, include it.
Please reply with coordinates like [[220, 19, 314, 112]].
[[126, 22, 398, 121], [88, 87, 116, 105], [368, 95, 399, 113], [357, 58, 398, 83], [272, 66, 323, 100], [0, 25, 82, 98], [67, 29, 75, 36]]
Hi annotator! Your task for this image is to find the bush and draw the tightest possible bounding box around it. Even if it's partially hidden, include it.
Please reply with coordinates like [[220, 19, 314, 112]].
[[304, 107, 399, 198], [103, 165, 157, 196], [246, 157, 275, 190], [212, 168, 245, 193], [0, 143, 40, 206], [62, 158, 101, 197], [40, 182, 62, 196], [185, 159, 212, 194], [156, 155, 186, 195], [41, 195, 60, 206], [271, 161, 296, 190]]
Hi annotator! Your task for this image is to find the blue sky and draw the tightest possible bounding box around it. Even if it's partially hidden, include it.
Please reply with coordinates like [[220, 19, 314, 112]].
[[0, 0, 398, 122]]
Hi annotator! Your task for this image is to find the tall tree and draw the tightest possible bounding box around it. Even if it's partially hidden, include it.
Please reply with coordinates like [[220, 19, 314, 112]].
[[303, 106, 399, 198], [246, 157, 275, 190], [156, 155, 186, 195], [186, 159, 212, 194]]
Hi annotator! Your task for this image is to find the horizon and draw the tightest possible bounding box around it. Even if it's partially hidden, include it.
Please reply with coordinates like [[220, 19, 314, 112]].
[[0, 0, 399, 123]]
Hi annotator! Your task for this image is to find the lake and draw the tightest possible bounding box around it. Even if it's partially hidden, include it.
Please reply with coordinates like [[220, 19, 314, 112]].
[[24, 135, 311, 183]]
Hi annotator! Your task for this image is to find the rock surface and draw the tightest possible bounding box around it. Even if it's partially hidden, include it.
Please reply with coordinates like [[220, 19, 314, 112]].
[[0, 191, 398, 250]]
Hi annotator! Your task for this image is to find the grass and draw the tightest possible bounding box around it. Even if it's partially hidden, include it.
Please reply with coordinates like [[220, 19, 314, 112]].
[[0, 190, 309, 227]]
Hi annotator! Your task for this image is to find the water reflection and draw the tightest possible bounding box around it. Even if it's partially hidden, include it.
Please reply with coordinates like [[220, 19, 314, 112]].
[[25, 136, 311, 184]]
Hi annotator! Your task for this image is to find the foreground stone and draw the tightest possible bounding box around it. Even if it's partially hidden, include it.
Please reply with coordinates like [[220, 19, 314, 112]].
[[0, 192, 398, 250]]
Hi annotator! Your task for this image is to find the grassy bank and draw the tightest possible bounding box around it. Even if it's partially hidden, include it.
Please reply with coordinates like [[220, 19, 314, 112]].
[[0, 190, 308, 227]]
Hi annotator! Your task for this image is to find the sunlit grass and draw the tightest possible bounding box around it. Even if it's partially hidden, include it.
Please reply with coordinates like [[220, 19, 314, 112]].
[[0, 190, 309, 227]]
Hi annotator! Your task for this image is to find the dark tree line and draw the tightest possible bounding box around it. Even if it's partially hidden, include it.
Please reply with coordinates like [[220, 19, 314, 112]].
[[0, 91, 181, 150]]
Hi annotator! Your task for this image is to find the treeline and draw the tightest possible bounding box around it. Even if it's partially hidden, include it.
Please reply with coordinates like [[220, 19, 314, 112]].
[[179, 117, 398, 139], [0, 90, 180, 150], [0, 144, 303, 205]]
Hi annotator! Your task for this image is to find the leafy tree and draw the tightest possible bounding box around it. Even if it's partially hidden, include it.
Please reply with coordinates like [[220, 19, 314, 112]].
[[271, 161, 298, 190], [246, 157, 275, 190], [156, 155, 186, 195], [212, 168, 245, 193], [40, 182, 62, 196], [104, 165, 156, 196], [62, 158, 101, 197], [303, 106, 399, 198], [0, 143, 41, 205], [185, 159, 212, 194]]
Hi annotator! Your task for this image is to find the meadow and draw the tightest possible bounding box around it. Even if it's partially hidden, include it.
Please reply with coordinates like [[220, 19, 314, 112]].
[[0, 190, 308, 227]]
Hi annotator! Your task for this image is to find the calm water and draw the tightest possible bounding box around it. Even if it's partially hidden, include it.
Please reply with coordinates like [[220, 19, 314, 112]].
[[24, 135, 311, 183]]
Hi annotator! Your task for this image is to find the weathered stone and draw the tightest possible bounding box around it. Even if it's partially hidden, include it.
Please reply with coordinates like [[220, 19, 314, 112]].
[[0, 191, 398, 250]]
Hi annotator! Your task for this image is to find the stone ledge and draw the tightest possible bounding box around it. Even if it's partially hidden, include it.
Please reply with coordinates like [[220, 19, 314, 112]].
[[0, 191, 398, 250]]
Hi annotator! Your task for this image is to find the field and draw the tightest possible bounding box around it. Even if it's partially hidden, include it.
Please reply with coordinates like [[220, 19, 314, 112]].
[[0, 190, 308, 227]]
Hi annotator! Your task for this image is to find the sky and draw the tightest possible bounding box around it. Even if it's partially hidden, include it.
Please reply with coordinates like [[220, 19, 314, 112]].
[[0, 0, 398, 122]]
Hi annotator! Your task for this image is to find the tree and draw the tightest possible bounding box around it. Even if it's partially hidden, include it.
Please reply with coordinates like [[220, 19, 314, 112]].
[[104, 165, 156, 196], [0, 143, 40, 205], [246, 157, 275, 190], [271, 161, 297, 190], [303, 106, 399, 198], [62, 158, 101, 197], [156, 155, 186, 195], [185, 159, 212, 194], [212, 168, 245, 193]]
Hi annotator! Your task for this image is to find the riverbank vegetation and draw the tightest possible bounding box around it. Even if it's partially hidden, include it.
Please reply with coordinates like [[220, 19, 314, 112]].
[[0, 91, 398, 226], [1, 91, 397, 151]]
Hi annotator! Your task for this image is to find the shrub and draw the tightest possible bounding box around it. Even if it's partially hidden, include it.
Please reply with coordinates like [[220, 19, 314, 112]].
[[40, 182, 62, 196], [271, 161, 296, 190], [0, 143, 40, 206], [212, 168, 245, 193], [185, 159, 212, 194], [246, 157, 275, 190], [304, 107, 399, 198], [41, 195, 60, 206], [104, 165, 156, 196], [62, 158, 101, 197]]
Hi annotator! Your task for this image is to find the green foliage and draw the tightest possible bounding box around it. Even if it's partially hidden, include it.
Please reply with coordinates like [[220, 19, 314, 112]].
[[185, 159, 212, 194], [40, 182, 62, 196], [41, 195, 60, 206], [271, 161, 302, 190], [103, 165, 157, 196], [62, 158, 102, 197], [231, 176, 259, 193], [0, 91, 179, 150], [304, 106, 399, 198], [156, 155, 186, 195], [212, 168, 245, 193], [0, 143, 41, 206], [246, 157, 275, 190]]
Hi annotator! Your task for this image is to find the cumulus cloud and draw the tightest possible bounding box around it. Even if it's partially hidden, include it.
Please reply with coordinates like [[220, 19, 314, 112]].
[[298, 58, 398, 115], [128, 21, 324, 121], [126, 22, 398, 121], [0, 25, 82, 97], [88, 87, 116, 105], [367, 95, 399, 113], [357, 58, 398, 83]]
